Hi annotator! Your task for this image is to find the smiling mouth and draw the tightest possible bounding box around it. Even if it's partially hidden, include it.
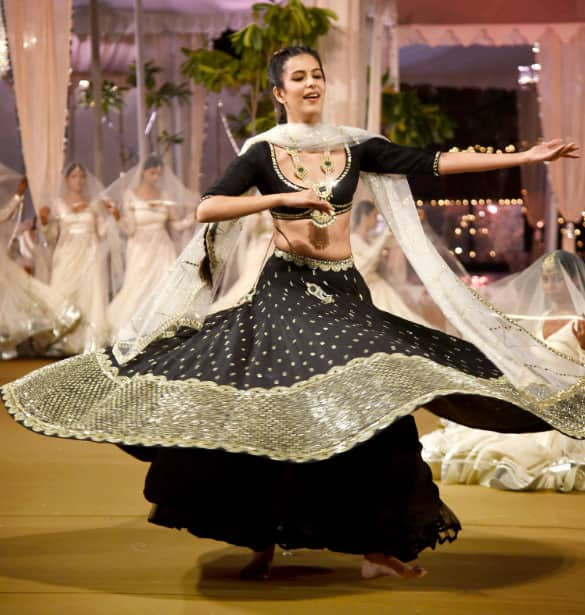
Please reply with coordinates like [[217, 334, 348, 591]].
[[303, 92, 320, 100]]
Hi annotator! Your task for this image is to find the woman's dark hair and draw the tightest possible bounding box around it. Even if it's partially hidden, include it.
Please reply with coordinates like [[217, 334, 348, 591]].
[[143, 154, 162, 171], [354, 200, 376, 225], [268, 46, 325, 124], [64, 162, 86, 178]]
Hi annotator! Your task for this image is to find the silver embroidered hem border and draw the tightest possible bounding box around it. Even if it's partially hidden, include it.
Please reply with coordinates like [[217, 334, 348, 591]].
[[2, 349, 585, 462]]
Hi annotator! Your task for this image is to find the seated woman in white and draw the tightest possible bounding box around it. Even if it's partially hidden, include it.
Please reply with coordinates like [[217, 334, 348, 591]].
[[421, 250, 585, 491]]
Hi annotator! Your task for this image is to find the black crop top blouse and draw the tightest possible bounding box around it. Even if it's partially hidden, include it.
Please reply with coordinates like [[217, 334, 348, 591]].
[[202, 137, 440, 220]]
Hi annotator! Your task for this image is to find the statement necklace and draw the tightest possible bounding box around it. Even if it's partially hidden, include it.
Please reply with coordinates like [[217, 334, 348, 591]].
[[285, 146, 336, 228]]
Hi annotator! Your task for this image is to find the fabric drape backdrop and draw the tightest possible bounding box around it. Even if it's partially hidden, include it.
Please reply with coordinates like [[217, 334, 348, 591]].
[[144, 32, 206, 195], [4, 0, 73, 212], [537, 26, 585, 224], [309, 0, 368, 128]]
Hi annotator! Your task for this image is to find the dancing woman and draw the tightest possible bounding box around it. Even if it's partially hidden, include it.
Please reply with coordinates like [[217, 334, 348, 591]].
[[2, 46, 582, 580]]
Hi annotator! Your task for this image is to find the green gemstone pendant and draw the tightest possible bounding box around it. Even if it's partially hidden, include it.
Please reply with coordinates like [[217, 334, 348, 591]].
[[310, 208, 336, 228], [294, 165, 308, 180], [321, 158, 334, 174]]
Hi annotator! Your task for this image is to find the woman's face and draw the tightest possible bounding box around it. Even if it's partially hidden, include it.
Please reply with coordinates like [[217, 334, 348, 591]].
[[66, 167, 86, 193], [142, 166, 161, 186], [273, 53, 325, 124], [542, 266, 572, 304]]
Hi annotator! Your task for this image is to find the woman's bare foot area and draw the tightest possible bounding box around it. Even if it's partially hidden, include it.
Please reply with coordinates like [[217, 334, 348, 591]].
[[361, 554, 428, 579], [239, 545, 275, 580]]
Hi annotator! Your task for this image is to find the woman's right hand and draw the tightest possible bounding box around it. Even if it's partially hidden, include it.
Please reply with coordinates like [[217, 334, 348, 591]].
[[72, 201, 89, 214], [279, 190, 335, 216], [104, 200, 121, 221], [39, 206, 50, 226]]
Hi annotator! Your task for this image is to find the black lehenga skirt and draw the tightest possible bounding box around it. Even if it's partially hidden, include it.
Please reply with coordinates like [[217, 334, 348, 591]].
[[2, 248, 561, 559]]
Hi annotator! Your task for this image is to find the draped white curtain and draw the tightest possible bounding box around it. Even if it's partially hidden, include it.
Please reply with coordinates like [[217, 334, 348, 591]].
[[308, 0, 368, 128], [537, 26, 585, 223], [4, 0, 73, 211]]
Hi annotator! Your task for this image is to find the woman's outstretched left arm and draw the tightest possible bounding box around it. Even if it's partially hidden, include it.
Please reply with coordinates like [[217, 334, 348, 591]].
[[438, 139, 580, 175]]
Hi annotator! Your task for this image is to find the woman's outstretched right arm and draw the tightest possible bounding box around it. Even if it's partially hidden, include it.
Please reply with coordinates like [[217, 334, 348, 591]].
[[197, 143, 333, 223]]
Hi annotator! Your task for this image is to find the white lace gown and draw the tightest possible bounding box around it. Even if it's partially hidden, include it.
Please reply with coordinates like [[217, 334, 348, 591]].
[[45, 198, 109, 354], [421, 317, 585, 491], [0, 199, 79, 357], [107, 191, 194, 338]]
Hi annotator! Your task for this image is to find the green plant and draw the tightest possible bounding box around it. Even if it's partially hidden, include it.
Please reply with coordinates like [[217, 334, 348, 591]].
[[181, 0, 337, 137], [157, 130, 184, 157], [79, 79, 127, 115], [79, 61, 192, 168], [381, 86, 455, 148], [78, 79, 134, 169], [127, 61, 191, 110]]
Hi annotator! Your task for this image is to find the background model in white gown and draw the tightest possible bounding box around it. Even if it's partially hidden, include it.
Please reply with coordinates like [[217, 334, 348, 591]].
[[421, 250, 585, 492], [349, 200, 469, 331], [104, 155, 198, 339], [350, 200, 430, 325], [40, 164, 111, 355], [210, 211, 274, 313], [0, 174, 79, 358]]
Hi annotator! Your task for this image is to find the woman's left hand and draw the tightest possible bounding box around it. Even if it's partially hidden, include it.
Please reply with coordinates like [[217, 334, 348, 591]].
[[526, 139, 580, 163], [572, 316, 585, 349]]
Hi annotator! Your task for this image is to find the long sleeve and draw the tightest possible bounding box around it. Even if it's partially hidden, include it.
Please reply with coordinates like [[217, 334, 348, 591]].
[[94, 210, 107, 239], [118, 192, 137, 236], [40, 203, 59, 242], [166, 195, 196, 232], [0, 195, 21, 222], [170, 215, 195, 232], [357, 138, 440, 176], [201, 143, 263, 198], [351, 231, 391, 277]]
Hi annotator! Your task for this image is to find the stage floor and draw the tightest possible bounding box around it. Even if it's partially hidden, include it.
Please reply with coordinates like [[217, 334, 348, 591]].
[[1, 359, 584, 614]]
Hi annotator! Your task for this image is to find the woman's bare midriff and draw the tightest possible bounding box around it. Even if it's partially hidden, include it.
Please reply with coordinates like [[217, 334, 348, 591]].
[[272, 209, 353, 260]]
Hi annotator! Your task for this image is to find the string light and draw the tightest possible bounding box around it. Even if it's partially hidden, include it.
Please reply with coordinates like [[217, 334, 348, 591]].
[[518, 63, 541, 87], [417, 197, 523, 208], [448, 143, 517, 154], [419, 196, 525, 260]]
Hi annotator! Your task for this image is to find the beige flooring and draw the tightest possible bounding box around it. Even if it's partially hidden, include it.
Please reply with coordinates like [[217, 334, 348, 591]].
[[1, 359, 584, 614]]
